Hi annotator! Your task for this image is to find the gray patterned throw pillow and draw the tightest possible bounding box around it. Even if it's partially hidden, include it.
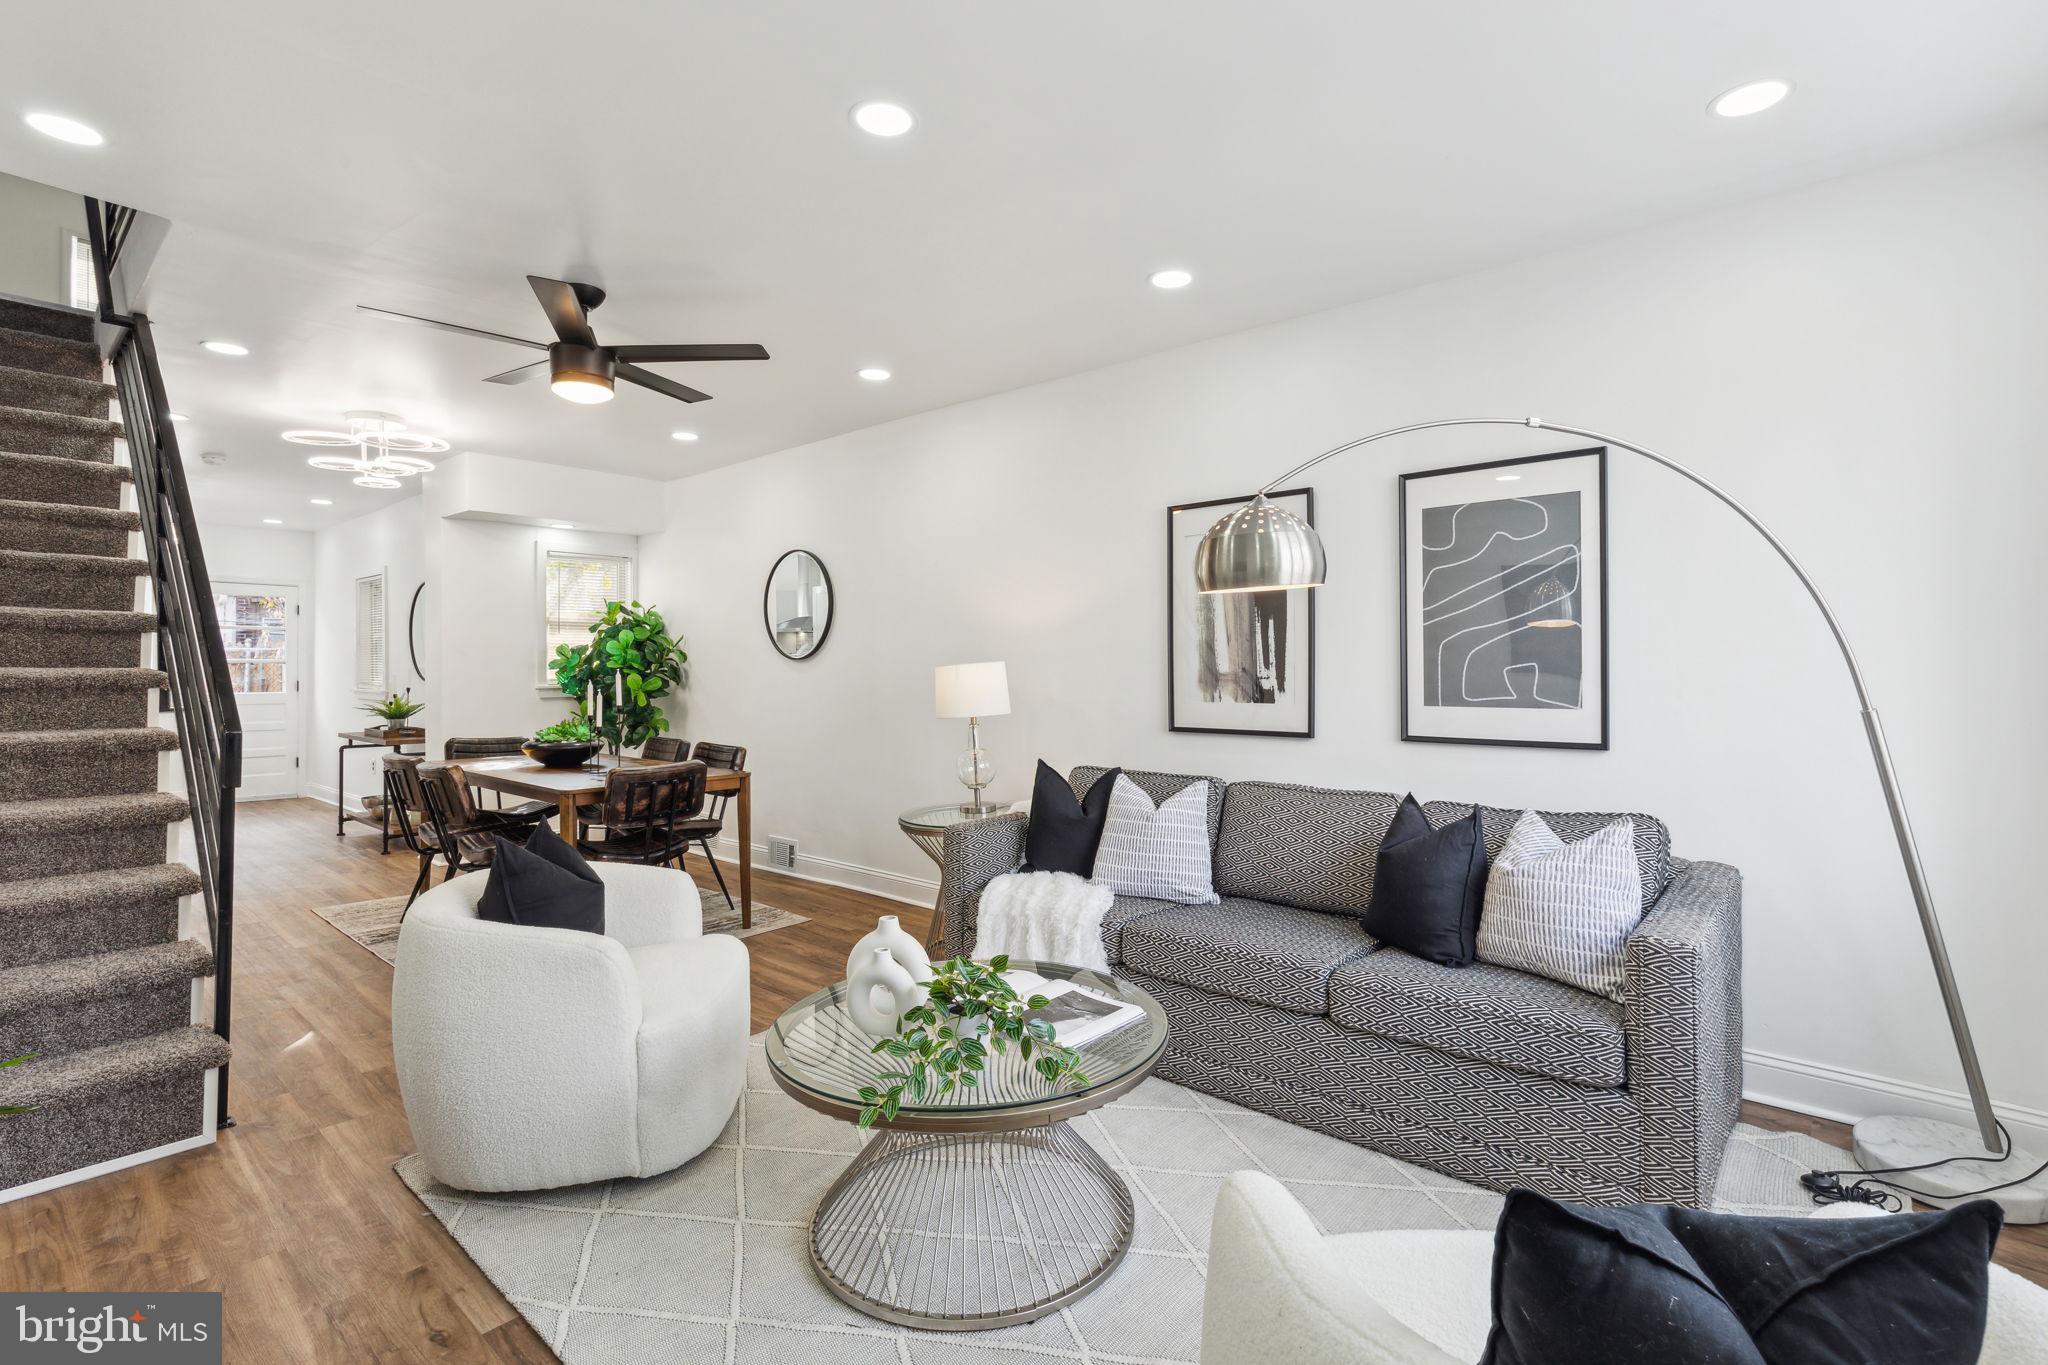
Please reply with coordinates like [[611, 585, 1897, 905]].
[[1477, 810, 1643, 1000], [1091, 774, 1220, 905]]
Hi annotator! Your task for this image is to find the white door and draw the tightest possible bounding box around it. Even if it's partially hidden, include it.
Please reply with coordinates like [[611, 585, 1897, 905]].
[[212, 581, 299, 800]]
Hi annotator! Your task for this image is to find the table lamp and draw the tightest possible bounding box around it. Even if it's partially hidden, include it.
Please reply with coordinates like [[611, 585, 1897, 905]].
[[934, 661, 1010, 815]]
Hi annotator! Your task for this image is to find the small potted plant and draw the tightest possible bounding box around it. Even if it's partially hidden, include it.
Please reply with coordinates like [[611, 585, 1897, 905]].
[[361, 689, 425, 737], [522, 715, 602, 769], [857, 955, 1090, 1128]]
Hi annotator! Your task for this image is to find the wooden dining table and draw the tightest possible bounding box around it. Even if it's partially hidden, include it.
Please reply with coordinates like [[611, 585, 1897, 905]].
[[455, 754, 755, 928]]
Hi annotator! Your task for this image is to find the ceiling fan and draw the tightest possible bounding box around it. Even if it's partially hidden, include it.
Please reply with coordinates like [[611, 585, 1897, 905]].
[[357, 275, 768, 406]]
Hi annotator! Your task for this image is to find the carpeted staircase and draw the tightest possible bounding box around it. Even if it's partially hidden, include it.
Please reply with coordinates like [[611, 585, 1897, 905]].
[[0, 296, 228, 1192]]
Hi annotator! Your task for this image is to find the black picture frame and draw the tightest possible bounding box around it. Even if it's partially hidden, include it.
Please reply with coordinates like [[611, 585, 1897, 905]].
[[763, 549, 834, 660], [1167, 487, 1316, 738], [1398, 447, 1608, 750]]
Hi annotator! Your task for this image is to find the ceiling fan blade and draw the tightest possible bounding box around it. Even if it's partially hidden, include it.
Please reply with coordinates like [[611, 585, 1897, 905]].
[[483, 359, 550, 385], [609, 343, 770, 363], [527, 275, 597, 348], [356, 304, 548, 350], [616, 362, 711, 404]]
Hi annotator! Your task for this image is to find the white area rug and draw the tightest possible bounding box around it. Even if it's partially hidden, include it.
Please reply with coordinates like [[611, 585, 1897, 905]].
[[396, 1037, 1849, 1364]]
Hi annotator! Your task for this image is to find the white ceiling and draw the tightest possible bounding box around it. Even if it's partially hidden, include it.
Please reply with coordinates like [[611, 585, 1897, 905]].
[[4, 2, 2045, 529]]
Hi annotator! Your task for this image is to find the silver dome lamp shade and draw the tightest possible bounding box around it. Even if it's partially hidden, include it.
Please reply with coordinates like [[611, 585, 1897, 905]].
[[1193, 494, 1327, 594]]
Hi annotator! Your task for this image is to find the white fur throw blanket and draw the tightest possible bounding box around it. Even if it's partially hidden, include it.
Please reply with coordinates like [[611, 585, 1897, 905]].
[[972, 870, 1114, 972]]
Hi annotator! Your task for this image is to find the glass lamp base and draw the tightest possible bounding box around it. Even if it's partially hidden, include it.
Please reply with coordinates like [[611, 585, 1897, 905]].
[[956, 745, 995, 814]]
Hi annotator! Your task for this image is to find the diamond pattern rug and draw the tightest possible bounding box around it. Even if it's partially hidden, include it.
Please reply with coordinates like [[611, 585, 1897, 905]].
[[396, 1037, 1849, 1364]]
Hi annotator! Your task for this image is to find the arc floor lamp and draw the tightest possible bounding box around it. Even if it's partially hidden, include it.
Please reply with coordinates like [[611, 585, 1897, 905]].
[[1194, 415, 2042, 1219]]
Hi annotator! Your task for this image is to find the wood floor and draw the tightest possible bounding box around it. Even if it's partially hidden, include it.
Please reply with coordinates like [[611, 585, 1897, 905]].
[[2, 798, 2039, 1363]]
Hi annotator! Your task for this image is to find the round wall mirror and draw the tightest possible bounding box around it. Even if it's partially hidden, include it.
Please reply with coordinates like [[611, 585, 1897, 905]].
[[764, 550, 833, 659]]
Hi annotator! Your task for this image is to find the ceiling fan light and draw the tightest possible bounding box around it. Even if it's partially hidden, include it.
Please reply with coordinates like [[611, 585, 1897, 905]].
[[552, 374, 615, 404], [549, 341, 617, 404]]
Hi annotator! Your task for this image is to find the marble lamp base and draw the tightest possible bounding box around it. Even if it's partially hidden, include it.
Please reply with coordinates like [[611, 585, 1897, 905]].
[[1853, 1115, 2048, 1225]]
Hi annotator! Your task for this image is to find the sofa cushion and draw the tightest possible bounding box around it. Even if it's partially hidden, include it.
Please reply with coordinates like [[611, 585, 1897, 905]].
[[1423, 800, 1672, 909], [1121, 897, 1378, 1015], [1329, 948, 1625, 1089], [1215, 781, 1404, 912], [1073, 766, 1225, 847]]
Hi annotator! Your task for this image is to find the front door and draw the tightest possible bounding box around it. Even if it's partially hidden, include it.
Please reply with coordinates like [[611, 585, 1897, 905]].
[[212, 581, 299, 800]]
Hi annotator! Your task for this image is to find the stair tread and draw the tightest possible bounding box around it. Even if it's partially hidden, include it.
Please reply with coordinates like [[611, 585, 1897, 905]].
[[0, 361, 111, 395], [0, 449, 129, 481], [0, 406, 123, 437], [0, 938, 213, 1015], [0, 791, 191, 834], [0, 300, 98, 346], [0, 605, 156, 632], [0, 547, 148, 577], [0, 499, 141, 529], [0, 322, 100, 362], [0, 666, 167, 690], [0, 727, 180, 753], [0, 863, 202, 917], [0, 1026, 229, 1110]]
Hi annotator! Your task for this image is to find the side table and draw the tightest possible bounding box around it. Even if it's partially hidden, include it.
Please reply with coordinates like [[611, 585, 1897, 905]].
[[898, 800, 1022, 952]]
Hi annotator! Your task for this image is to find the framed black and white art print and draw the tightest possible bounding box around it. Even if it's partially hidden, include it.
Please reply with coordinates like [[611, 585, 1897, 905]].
[[1167, 488, 1315, 738], [1400, 448, 1607, 749]]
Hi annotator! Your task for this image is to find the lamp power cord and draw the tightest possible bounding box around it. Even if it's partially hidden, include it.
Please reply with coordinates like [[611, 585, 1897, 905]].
[[1802, 1121, 2048, 1212]]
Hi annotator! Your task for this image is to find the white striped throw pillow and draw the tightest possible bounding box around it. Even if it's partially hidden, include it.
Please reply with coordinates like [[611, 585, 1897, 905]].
[[1477, 810, 1644, 1000], [1091, 775, 1220, 905]]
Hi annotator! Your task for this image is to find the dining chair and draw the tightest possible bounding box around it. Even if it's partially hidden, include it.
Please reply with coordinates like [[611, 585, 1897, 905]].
[[406, 764, 506, 907], [443, 736, 554, 820], [577, 760, 711, 875], [384, 756, 447, 910], [679, 742, 746, 913], [642, 735, 689, 762]]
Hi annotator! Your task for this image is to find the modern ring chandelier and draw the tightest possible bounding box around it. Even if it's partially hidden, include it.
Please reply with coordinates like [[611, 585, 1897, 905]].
[[284, 410, 449, 489]]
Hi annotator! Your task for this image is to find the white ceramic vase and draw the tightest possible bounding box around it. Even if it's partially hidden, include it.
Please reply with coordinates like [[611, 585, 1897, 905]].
[[844, 915, 934, 1039]]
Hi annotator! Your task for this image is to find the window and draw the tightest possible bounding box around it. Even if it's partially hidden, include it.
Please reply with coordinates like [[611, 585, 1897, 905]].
[[354, 573, 386, 694], [214, 592, 288, 694], [67, 234, 96, 311], [543, 550, 633, 676]]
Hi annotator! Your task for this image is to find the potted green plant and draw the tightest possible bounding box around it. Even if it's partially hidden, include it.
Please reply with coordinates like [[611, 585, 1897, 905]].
[[522, 716, 602, 769], [856, 955, 1090, 1129], [551, 600, 687, 755], [361, 689, 426, 736]]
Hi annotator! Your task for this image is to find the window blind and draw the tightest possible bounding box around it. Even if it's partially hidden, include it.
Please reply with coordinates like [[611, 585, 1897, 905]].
[[68, 235, 97, 311], [355, 574, 385, 693], [545, 552, 633, 670]]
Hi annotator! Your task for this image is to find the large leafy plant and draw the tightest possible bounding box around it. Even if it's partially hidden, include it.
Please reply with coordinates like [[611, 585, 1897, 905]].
[[857, 955, 1089, 1129], [550, 600, 687, 751]]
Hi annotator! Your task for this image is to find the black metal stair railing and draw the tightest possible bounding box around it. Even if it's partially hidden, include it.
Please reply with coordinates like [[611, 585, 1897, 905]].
[[85, 196, 242, 1130]]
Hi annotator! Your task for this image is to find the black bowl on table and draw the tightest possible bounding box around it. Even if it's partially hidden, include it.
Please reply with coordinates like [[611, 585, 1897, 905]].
[[521, 740, 602, 769]]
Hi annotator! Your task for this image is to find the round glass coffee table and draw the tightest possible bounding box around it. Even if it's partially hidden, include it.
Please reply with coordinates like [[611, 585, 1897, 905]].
[[766, 962, 1169, 1330]]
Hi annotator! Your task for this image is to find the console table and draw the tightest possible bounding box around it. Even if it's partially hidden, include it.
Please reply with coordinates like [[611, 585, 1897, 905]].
[[334, 728, 425, 853]]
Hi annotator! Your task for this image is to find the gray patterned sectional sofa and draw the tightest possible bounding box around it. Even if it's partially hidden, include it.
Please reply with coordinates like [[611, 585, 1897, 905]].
[[938, 766, 1743, 1206]]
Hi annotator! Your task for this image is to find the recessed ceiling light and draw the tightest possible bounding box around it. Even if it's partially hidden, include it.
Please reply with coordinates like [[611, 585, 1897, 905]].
[[550, 522, 575, 530], [670, 430, 699, 442], [310, 498, 333, 506], [1709, 79, 1791, 118], [262, 518, 283, 525], [851, 101, 915, 137], [857, 367, 892, 382], [24, 112, 103, 146], [200, 340, 249, 356], [168, 412, 190, 422], [1495, 474, 1522, 482], [1149, 268, 1194, 290]]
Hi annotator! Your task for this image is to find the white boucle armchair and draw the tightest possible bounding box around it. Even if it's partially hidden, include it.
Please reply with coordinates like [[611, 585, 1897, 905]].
[[391, 861, 749, 1192]]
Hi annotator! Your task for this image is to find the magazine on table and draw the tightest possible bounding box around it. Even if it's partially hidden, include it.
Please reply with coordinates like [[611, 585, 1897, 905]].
[[1001, 970, 1143, 1049]]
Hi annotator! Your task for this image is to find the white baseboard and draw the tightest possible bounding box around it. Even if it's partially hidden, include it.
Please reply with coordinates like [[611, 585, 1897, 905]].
[[0, 1070, 220, 1206], [708, 834, 936, 909], [1744, 1048, 2048, 1154]]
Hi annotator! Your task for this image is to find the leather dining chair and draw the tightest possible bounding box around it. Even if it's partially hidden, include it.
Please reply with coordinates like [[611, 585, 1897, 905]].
[[577, 761, 708, 872]]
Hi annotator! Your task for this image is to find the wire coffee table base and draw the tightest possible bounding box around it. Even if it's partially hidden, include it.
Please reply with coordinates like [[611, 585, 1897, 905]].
[[809, 1121, 1136, 1330]]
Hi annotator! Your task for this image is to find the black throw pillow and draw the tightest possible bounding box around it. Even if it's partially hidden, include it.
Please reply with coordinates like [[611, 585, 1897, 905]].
[[476, 831, 606, 934], [1022, 761, 1121, 877], [1481, 1189, 2002, 1365], [1361, 794, 1487, 966], [521, 820, 603, 886]]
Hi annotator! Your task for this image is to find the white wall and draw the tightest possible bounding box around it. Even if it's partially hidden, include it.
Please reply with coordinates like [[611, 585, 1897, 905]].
[[306, 498, 429, 811], [0, 170, 84, 305], [639, 131, 2048, 1141]]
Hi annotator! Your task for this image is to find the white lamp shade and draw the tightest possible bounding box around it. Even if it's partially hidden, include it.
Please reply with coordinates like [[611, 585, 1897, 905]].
[[934, 661, 1010, 718]]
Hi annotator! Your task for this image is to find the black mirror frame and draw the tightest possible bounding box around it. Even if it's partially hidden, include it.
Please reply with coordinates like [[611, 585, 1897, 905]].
[[763, 549, 834, 660]]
